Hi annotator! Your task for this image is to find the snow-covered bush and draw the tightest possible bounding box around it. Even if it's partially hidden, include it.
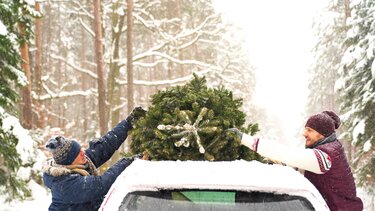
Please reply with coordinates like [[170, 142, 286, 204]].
[[0, 107, 46, 202]]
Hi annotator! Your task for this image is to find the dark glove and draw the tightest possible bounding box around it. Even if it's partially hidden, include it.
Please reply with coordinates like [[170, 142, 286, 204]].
[[120, 153, 144, 169], [124, 153, 144, 162], [227, 128, 243, 139], [126, 106, 147, 128]]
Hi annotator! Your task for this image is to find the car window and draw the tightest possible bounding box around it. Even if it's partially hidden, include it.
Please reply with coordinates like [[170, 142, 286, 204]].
[[119, 190, 315, 211]]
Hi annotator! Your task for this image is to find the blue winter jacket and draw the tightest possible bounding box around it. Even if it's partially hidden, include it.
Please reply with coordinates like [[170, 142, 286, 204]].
[[43, 120, 133, 211]]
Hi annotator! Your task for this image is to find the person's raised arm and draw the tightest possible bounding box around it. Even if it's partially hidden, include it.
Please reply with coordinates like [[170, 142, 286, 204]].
[[86, 107, 146, 167], [228, 128, 331, 174]]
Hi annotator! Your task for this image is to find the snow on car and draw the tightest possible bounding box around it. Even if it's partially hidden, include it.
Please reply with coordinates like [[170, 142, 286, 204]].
[[99, 159, 329, 211]]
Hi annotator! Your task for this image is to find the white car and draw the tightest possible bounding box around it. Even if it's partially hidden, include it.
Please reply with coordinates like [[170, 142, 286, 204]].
[[100, 159, 329, 211]]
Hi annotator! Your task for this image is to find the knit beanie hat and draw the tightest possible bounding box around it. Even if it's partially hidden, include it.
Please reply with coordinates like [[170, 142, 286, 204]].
[[45, 136, 81, 165], [305, 111, 341, 137]]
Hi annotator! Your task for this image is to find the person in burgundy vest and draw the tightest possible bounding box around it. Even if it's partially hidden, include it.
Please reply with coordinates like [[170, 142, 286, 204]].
[[229, 111, 363, 211]]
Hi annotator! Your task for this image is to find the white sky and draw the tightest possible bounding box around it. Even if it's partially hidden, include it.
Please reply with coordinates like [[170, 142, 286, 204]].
[[214, 0, 326, 142]]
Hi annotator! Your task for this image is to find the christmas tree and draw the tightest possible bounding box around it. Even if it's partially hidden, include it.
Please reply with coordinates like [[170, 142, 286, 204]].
[[130, 74, 262, 161]]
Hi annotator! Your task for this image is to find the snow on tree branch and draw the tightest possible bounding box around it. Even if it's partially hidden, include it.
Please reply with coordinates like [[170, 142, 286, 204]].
[[157, 107, 211, 154], [33, 82, 96, 101], [130, 14, 221, 62], [50, 54, 97, 79], [136, 51, 221, 70], [71, 0, 94, 19], [117, 69, 212, 86], [79, 18, 95, 37]]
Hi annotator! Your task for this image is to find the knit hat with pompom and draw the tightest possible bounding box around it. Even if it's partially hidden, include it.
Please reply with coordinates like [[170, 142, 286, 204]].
[[45, 136, 81, 165], [305, 111, 341, 137]]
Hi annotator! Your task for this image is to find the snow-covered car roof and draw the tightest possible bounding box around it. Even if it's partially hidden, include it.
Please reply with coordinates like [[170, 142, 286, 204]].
[[100, 159, 329, 210]]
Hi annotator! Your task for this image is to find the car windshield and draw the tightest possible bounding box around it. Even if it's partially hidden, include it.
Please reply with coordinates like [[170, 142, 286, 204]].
[[119, 190, 315, 211]]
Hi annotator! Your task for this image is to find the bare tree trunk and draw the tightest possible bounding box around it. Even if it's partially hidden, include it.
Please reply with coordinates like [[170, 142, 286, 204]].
[[44, 1, 53, 127], [122, 0, 134, 153], [34, 2, 46, 129], [18, 22, 33, 129], [108, 1, 125, 128], [56, 5, 63, 129], [127, 0, 134, 113], [176, 1, 185, 77], [80, 24, 88, 139], [344, 0, 351, 19], [93, 0, 108, 135]]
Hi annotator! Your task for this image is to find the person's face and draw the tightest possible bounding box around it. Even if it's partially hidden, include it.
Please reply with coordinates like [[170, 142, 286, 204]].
[[72, 148, 87, 165], [303, 127, 325, 148]]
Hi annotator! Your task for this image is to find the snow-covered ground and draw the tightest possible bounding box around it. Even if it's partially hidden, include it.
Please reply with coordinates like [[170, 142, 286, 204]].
[[0, 181, 51, 211], [0, 108, 51, 211]]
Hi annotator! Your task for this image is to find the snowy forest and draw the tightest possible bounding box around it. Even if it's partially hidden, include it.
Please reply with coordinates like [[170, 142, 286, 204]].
[[0, 0, 374, 210]]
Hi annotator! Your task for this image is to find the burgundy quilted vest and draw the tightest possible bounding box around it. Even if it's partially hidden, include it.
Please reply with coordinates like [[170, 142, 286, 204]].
[[304, 140, 363, 211]]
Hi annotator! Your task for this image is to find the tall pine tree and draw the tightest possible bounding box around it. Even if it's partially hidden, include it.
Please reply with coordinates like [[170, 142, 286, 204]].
[[308, 1, 348, 115], [130, 74, 261, 161], [338, 0, 375, 194], [0, 0, 39, 201]]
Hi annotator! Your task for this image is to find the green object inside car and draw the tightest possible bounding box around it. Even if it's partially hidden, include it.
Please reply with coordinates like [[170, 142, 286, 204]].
[[172, 191, 235, 204]]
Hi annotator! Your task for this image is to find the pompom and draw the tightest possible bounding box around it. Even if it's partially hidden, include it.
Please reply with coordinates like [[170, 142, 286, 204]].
[[45, 136, 65, 152]]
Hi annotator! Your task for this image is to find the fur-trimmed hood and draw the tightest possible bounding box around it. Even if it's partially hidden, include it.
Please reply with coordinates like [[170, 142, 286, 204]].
[[43, 159, 86, 177], [43, 156, 98, 177], [43, 156, 98, 191]]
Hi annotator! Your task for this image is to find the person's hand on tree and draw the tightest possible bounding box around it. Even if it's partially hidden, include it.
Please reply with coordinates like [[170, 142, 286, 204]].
[[126, 153, 144, 161], [126, 106, 147, 128], [124, 151, 150, 162], [227, 128, 259, 152], [141, 151, 150, 160], [227, 128, 243, 139]]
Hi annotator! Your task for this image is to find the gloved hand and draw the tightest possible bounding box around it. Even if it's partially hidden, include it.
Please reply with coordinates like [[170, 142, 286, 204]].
[[126, 106, 147, 128], [227, 128, 243, 140], [121, 153, 144, 164], [266, 158, 286, 166], [227, 128, 259, 152], [128, 153, 144, 161]]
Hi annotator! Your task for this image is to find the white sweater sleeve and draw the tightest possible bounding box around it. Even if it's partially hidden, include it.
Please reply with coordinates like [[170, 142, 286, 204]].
[[242, 134, 331, 174]]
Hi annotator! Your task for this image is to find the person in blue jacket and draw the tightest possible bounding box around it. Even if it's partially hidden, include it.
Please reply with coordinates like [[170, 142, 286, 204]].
[[43, 107, 146, 211]]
